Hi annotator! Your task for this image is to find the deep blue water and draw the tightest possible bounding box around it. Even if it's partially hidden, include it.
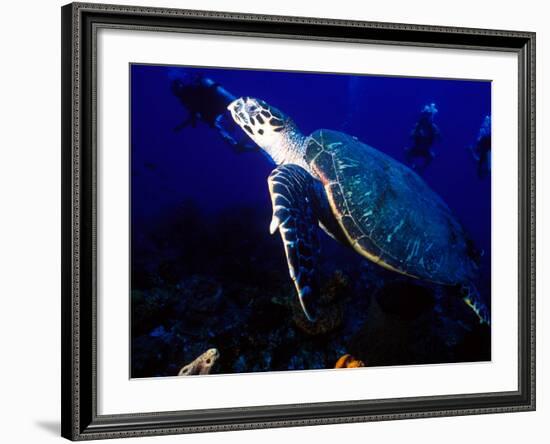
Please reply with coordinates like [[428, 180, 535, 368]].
[[130, 64, 491, 377]]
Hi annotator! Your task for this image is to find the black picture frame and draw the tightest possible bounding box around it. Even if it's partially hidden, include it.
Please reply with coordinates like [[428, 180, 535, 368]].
[[61, 2, 536, 440]]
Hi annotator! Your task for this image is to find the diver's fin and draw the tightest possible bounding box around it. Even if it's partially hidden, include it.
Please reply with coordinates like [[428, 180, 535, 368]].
[[460, 283, 490, 325], [469, 144, 480, 161], [174, 113, 199, 132], [434, 123, 441, 140], [174, 116, 191, 132], [268, 164, 320, 322]]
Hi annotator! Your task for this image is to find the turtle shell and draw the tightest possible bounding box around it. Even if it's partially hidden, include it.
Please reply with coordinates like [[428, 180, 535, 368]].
[[305, 129, 478, 285]]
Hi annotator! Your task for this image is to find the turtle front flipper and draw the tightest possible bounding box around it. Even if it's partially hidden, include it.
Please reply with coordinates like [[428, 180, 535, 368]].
[[268, 164, 321, 322]]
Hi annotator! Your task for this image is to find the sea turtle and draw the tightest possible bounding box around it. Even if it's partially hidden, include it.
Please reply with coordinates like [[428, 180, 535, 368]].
[[227, 97, 490, 325]]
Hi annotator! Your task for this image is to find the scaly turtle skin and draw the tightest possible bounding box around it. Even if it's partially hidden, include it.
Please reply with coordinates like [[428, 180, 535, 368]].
[[227, 97, 489, 325]]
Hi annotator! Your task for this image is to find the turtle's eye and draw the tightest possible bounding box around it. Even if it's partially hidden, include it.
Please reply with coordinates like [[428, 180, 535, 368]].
[[245, 101, 260, 115]]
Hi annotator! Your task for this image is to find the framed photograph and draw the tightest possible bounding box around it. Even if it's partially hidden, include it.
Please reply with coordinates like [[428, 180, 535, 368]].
[[61, 2, 536, 440]]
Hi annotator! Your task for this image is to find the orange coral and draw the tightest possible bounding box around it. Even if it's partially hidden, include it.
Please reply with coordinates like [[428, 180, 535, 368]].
[[335, 354, 365, 369]]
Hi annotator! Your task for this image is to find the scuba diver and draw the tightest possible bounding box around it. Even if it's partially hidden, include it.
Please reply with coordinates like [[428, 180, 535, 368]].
[[169, 70, 257, 153], [404, 102, 440, 172], [469, 115, 491, 179]]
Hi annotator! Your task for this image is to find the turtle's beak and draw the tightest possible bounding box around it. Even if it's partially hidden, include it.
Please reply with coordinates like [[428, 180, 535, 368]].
[[227, 97, 243, 114], [227, 97, 246, 125]]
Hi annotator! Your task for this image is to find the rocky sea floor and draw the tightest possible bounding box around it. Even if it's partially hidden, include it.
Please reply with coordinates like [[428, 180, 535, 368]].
[[131, 202, 490, 378]]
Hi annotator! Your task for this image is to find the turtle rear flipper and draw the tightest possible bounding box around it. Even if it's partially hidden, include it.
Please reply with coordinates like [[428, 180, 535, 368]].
[[268, 164, 321, 322], [460, 283, 490, 325]]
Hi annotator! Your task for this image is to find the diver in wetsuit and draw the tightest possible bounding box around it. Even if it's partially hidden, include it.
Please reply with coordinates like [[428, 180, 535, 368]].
[[469, 115, 491, 179], [404, 103, 440, 172], [170, 71, 256, 153]]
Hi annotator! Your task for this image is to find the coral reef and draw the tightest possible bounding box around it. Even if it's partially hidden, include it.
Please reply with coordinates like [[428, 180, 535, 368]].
[[347, 279, 490, 367], [131, 203, 490, 377], [291, 271, 349, 336]]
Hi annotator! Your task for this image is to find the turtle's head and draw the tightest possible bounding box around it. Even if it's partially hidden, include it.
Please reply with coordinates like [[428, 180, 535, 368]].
[[228, 97, 306, 165]]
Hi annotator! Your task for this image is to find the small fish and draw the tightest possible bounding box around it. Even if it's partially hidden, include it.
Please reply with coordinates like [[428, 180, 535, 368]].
[[177, 348, 220, 376], [334, 354, 365, 369]]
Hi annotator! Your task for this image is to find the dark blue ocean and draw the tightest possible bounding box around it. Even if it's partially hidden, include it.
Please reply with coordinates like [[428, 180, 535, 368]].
[[130, 64, 491, 378]]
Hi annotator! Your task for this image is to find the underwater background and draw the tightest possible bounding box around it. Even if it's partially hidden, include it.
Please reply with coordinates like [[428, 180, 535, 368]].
[[130, 64, 491, 378]]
